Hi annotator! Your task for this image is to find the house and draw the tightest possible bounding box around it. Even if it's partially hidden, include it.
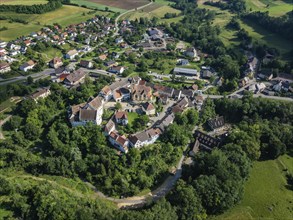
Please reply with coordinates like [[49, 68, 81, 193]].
[[131, 84, 153, 102], [100, 85, 113, 101], [0, 41, 7, 48], [63, 69, 86, 86], [55, 66, 70, 76], [129, 128, 161, 148], [156, 113, 175, 132], [194, 96, 204, 108], [152, 84, 174, 98], [108, 131, 129, 153], [194, 130, 221, 150], [79, 60, 93, 69], [115, 111, 128, 125], [256, 83, 266, 93], [113, 88, 130, 102], [190, 84, 199, 92], [172, 97, 189, 113], [104, 119, 116, 135], [207, 116, 225, 131], [65, 49, 78, 60], [69, 96, 104, 126], [248, 83, 266, 93], [201, 69, 213, 79], [49, 57, 63, 69], [104, 60, 117, 67], [258, 68, 273, 80], [148, 28, 160, 36], [19, 60, 35, 72], [173, 67, 197, 77], [109, 66, 125, 74], [185, 47, 198, 58], [30, 87, 51, 102], [0, 62, 11, 73], [189, 139, 200, 156], [179, 59, 189, 66], [142, 102, 156, 115], [98, 54, 107, 61]]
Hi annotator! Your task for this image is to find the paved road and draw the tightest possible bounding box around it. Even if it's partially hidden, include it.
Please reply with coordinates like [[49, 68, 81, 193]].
[[0, 69, 54, 86]]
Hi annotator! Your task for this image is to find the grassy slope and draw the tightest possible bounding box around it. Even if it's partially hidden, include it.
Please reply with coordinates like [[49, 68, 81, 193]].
[[0, 171, 116, 218], [212, 154, 293, 220], [245, 0, 293, 17], [198, 2, 293, 60], [120, 4, 182, 23], [0, 5, 112, 41]]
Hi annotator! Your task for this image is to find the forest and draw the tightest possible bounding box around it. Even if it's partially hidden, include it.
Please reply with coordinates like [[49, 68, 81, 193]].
[[0, 0, 63, 14]]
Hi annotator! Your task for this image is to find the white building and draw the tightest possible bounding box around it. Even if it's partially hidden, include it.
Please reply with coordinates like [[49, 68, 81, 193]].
[[65, 49, 78, 60]]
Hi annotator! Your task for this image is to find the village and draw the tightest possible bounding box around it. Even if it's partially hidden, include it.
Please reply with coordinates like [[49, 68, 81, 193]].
[[0, 14, 293, 156]]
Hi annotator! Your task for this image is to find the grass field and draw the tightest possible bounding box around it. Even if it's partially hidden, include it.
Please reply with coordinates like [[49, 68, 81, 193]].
[[0, 5, 112, 41], [1, 0, 47, 5], [120, 4, 182, 23], [245, 0, 293, 17], [212, 154, 293, 220], [198, 2, 293, 61], [127, 112, 139, 126]]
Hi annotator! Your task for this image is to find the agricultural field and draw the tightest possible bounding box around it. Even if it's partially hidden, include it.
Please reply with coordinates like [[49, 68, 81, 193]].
[[0, 0, 47, 5], [69, 0, 126, 12], [0, 5, 112, 41], [213, 154, 293, 220], [120, 4, 182, 23], [245, 0, 293, 17], [197, 2, 293, 61], [71, 0, 149, 11]]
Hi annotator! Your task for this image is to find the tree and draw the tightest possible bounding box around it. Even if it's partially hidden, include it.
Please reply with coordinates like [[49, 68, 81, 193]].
[[114, 102, 122, 110], [162, 123, 189, 146], [169, 180, 206, 220], [27, 76, 34, 85], [5, 116, 22, 131], [23, 122, 42, 140]]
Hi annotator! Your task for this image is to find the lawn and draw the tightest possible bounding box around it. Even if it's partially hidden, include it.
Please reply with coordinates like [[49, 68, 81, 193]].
[[40, 47, 63, 62], [1, 0, 47, 5], [127, 112, 139, 126], [212, 154, 293, 220], [0, 5, 112, 41]]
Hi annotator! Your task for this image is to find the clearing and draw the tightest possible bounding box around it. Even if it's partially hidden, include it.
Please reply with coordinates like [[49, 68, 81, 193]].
[[0, 5, 112, 41], [212, 154, 293, 220]]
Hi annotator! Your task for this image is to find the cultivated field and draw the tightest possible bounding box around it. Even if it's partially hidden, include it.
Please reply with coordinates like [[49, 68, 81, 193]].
[[212, 154, 293, 220], [0, 5, 112, 41], [69, 0, 126, 12], [0, 0, 47, 5], [86, 0, 149, 10]]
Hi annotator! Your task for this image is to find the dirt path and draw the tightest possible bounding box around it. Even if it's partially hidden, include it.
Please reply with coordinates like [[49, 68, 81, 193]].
[[0, 115, 12, 140], [114, 1, 153, 35]]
